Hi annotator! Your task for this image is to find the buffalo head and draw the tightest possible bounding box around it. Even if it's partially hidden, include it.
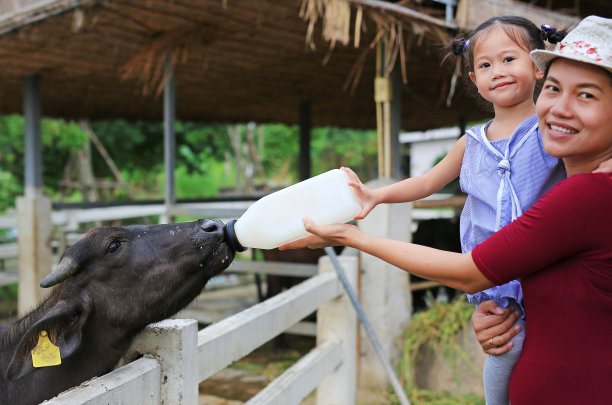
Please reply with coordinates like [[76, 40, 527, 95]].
[[2, 219, 235, 403]]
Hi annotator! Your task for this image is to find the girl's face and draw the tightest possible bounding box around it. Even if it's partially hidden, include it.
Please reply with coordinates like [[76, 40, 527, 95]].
[[537, 58, 612, 174], [469, 27, 543, 109]]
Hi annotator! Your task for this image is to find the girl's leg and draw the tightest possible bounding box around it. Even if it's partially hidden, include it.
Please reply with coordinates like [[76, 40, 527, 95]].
[[482, 317, 526, 405]]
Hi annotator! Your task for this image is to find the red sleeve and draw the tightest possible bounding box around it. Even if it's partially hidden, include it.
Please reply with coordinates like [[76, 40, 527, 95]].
[[472, 173, 612, 285]]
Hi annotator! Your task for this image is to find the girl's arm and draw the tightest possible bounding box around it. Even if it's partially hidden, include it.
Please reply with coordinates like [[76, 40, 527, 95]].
[[280, 215, 492, 294], [344, 135, 466, 219]]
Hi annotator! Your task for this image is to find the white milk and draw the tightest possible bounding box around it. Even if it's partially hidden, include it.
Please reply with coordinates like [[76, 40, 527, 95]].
[[225, 169, 362, 250]]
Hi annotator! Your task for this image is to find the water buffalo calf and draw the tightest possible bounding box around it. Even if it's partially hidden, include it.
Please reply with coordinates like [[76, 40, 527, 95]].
[[0, 219, 235, 405]]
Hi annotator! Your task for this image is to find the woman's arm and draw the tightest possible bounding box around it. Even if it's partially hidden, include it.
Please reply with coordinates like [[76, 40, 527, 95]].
[[280, 216, 492, 293]]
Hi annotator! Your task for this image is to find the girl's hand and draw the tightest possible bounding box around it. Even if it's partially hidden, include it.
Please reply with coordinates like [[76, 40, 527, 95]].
[[341, 167, 378, 220], [279, 216, 358, 250], [593, 157, 612, 173]]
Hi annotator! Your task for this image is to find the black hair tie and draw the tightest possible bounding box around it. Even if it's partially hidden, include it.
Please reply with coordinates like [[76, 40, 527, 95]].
[[450, 38, 468, 56], [541, 24, 553, 41]]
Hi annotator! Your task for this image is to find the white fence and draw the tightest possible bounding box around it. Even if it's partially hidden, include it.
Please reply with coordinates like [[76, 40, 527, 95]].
[[42, 255, 359, 405], [0, 215, 18, 286]]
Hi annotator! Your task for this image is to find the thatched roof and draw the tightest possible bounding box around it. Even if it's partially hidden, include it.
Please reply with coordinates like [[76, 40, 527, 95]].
[[0, 0, 607, 130], [0, 0, 467, 130]]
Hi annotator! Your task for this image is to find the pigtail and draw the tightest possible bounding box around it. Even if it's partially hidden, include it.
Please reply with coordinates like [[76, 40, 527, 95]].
[[450, 38, 468, 56], [444, 37, 471, 107], [540, 24, 569, 45]]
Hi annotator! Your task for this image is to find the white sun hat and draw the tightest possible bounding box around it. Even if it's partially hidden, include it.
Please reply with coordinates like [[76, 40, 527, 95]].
[[530, 15, 612, 74]]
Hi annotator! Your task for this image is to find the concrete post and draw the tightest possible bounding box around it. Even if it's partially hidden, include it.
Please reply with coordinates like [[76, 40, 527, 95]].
[[126, 319, 199, 405], [17, 195, 53, 315], [358, 178, 412, 390], [316, 255, 358, 405]]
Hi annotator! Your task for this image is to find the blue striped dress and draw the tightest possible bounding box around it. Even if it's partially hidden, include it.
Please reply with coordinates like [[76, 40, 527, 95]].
[[460, 114, 566, 313]]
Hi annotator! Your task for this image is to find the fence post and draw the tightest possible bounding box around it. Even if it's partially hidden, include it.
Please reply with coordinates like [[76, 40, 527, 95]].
[[358, 178, 412, 391], [316, 255, 358, 405], [17, 195, 52, 315], [125, 319, 198, 405]]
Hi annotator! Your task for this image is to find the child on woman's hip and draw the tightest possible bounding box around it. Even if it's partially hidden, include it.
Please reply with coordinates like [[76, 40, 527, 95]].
[[341, 15, 571, 405]]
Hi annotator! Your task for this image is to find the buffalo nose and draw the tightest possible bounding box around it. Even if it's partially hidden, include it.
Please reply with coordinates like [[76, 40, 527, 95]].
[[199, 219, 224, 240]]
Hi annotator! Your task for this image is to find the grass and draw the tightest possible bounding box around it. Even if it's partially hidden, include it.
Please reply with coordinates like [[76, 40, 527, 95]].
[[393, 295, 485, 405]]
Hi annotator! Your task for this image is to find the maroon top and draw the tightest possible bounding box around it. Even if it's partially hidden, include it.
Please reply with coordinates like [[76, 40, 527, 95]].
[[472, 173, 612, 405]]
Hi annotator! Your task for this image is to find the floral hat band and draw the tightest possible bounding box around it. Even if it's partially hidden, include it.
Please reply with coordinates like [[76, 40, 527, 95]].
[[531, 15, 612, 74], [557, 40, 612, 64]]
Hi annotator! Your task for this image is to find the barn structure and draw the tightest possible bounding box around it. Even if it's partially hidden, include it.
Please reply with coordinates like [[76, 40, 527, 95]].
[[0, 0, 607, 401]]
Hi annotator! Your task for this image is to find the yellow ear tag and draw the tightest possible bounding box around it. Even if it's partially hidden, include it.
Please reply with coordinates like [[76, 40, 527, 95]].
[[31, 331, 61, 368]]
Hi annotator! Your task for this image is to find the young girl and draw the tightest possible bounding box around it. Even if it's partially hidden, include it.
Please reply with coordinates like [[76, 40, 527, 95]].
[[280, 15, 612, 404]]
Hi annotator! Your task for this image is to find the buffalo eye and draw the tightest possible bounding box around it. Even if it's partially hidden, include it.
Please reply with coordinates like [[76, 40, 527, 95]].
[[106, 240, 121, 254]]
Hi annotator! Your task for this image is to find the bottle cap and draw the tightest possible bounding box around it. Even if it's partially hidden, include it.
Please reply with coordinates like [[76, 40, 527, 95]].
[[224, 219, 247, 252]]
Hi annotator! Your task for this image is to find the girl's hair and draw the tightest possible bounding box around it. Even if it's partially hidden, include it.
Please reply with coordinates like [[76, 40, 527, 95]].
[[448, 16, 568, 73]]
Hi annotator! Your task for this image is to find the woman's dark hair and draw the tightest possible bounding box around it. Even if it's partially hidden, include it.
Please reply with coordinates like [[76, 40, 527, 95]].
[[448, 16, 568, 73]]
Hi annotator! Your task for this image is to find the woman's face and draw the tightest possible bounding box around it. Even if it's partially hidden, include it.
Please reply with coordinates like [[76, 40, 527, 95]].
[[537, 58, 612, 174]]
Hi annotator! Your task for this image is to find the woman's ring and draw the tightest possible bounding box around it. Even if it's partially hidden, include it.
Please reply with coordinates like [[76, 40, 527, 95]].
[[488, 338, 494, 348]]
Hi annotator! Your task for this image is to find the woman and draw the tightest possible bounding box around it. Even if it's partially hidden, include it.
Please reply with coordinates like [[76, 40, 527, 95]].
[[280, 16, 612, 404]]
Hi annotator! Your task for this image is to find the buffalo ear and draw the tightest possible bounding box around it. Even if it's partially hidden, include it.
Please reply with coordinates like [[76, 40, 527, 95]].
[[6, 299, 92, 380]]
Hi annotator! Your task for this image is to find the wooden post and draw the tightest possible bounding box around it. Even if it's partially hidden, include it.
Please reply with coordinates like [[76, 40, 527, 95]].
[[19, 75, 53, 314], [390, 60, 402, 179], [375, 39, 402, 179], [125, 319, 199, 405], [316, 255, 358, 405], [17, 196, 52, 315]]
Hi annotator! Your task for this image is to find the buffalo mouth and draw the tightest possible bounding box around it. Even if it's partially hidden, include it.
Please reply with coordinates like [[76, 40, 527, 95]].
[[203, 241, 235, 277]]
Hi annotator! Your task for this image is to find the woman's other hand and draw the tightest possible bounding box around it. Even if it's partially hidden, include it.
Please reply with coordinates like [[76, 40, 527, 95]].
[[472, 300, 521, 355]]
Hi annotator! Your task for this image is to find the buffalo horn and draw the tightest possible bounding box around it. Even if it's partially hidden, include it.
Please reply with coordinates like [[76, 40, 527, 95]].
[[40, 257, 79, 288]]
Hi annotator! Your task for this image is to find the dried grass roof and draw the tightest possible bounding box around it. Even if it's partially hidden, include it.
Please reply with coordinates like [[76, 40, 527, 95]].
[[0, 0, 606, 130]]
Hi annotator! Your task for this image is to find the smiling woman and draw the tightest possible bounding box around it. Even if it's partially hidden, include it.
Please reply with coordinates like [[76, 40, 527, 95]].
[[536, 60, 612, 174], [280, 15, 612, 405]]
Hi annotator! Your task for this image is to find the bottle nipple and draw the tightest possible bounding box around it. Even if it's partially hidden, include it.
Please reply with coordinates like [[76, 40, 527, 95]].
[[224, 219, 247, 252]]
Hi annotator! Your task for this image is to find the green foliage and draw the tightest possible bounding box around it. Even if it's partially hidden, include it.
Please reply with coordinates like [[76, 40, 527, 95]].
[[0, 114, 90, 211], [311, 127, 378, 180], [0, 115, 381, 212], [259, 124, 300, 183], [396, 295, 483, 405]]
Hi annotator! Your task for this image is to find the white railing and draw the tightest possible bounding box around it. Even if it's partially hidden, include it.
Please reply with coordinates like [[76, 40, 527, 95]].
[[42, 255, 358, 405], [0, 215, 18, 286]]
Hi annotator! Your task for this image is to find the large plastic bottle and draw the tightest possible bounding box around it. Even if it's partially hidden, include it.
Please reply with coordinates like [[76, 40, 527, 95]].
[[224, 169, 362, 251]]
